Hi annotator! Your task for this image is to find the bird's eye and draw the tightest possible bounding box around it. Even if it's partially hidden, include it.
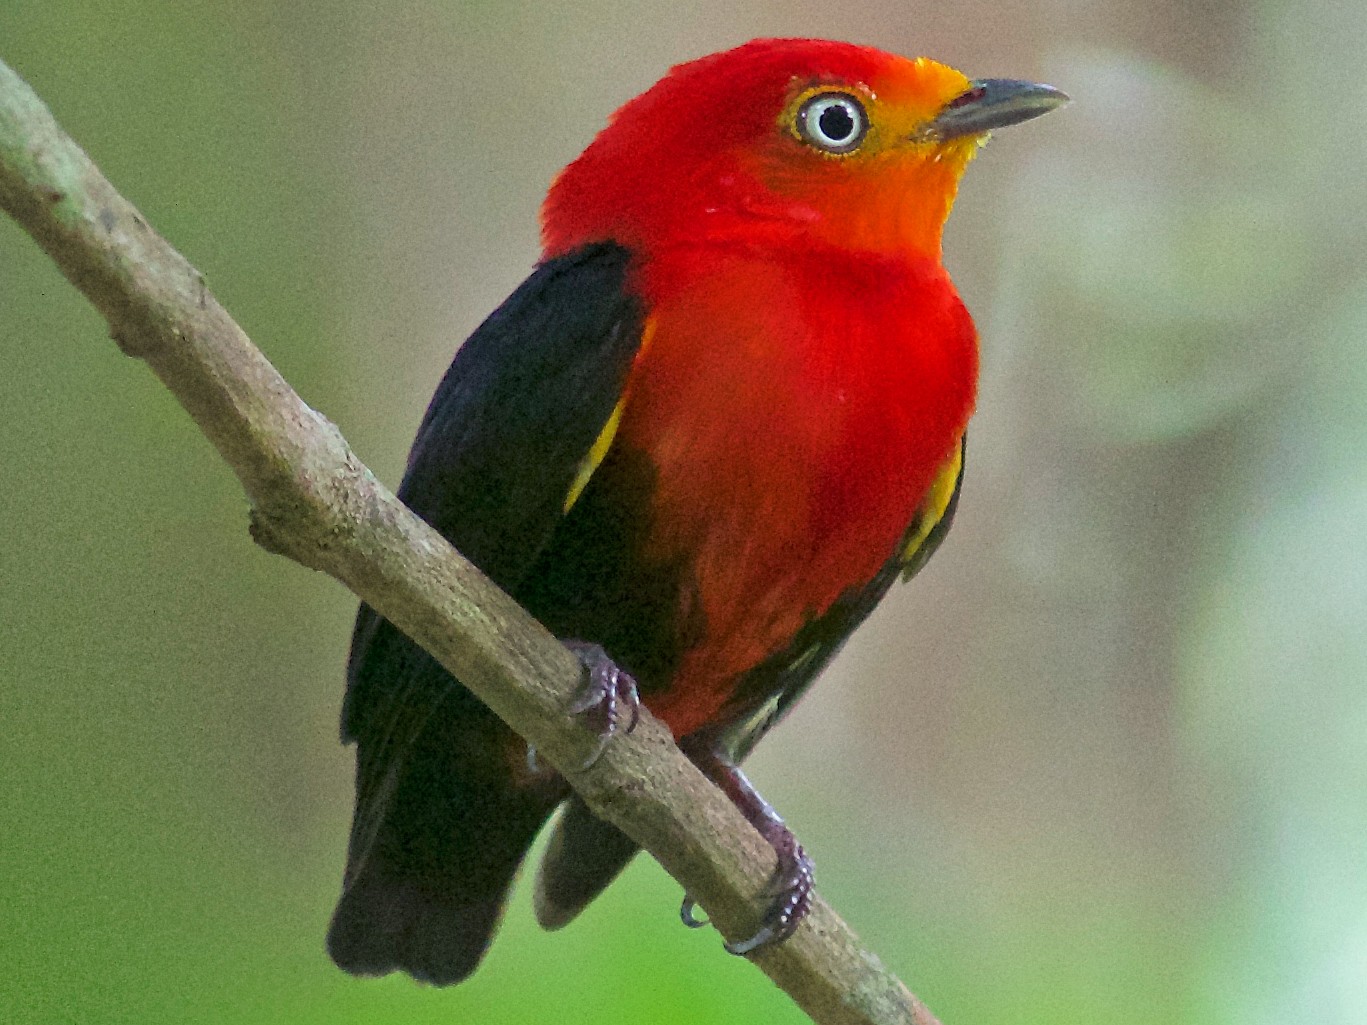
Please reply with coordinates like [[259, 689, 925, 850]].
[[796, 92, 868, 154]]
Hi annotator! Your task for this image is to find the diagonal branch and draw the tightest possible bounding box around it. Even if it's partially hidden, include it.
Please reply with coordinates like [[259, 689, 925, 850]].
[[0, 56, 943, 1025]]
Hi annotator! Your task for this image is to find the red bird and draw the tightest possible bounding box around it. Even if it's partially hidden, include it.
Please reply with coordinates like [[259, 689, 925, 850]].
[[327, 38, 1066, 984]]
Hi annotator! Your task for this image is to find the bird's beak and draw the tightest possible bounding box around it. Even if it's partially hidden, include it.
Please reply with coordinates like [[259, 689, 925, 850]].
[[919, 79, 1069, 142]]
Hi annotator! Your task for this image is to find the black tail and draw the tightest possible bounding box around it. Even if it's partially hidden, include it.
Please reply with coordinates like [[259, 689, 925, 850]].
[[328, 716, 567, 985], [533, 793, 640, 931]]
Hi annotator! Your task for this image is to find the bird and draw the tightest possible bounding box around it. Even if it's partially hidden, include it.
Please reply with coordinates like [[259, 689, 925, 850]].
[[326, 37, 1067, 986]]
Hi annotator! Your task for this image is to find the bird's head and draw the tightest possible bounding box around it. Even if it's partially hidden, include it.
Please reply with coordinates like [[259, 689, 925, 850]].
[[543, 38, 1067, 261]]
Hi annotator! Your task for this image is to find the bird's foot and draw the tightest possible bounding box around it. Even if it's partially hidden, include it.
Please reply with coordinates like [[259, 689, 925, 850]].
[[723, 819, 814, 955], [680, 821, 814, 954], [676, 741, 815, 955], [562, 640, 640, 768]]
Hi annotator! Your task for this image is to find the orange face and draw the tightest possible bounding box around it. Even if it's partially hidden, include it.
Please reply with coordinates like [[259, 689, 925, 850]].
[[543, 41, 996, 260], [736, 55, 983, 256]]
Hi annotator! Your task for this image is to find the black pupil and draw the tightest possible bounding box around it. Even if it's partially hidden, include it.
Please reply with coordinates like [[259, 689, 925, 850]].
[[818, 102, 855, 142]]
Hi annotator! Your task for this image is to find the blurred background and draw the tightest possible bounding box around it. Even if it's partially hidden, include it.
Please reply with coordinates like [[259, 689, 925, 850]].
[[3, 1, 1363, 1023]]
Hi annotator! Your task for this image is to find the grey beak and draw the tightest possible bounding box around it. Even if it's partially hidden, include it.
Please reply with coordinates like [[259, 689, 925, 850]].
[[920, 79, 1069, 141]]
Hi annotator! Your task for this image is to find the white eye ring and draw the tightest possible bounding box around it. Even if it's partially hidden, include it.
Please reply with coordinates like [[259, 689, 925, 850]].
[[796, 92, 868, 154]]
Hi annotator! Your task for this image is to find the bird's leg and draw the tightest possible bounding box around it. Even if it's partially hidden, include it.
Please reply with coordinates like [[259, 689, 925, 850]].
[[677, 740, 815, 955], [559, 640, 641, 769]]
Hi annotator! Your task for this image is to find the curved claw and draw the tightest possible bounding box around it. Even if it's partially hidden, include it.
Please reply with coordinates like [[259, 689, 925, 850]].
[[725, 838, 814, 957], [679, 896, 709, 929], [562, 641, 641, 769], [726, 924, 779, 957], [672, 740, 819, 957]]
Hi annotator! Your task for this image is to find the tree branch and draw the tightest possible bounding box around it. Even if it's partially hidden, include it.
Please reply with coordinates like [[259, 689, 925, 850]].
[[0, 56, 943, 1025]]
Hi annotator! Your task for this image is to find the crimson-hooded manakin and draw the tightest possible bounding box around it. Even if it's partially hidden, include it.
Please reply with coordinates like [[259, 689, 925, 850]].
[[327, 37, 1066, 985]]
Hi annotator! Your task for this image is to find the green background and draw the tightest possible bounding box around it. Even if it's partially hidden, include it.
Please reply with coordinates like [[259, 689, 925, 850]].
[[3, 1, 1363, 1023]]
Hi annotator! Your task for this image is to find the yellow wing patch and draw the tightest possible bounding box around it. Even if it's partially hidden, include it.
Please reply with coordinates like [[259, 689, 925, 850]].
[[562, 318, 657, 515], [563, 398, 625, 513], [899, 441, 963, 577]]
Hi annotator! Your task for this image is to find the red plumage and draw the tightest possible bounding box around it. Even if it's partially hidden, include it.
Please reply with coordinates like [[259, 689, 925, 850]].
[[617, 246, 976, 735], [543, 39, 983, 734], [328, 37, 1064, 986]]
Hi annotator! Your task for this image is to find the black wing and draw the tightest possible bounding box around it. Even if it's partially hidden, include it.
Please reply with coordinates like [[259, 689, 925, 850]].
[[398, 242, 644, 594], [342, 241, 644, 739], [329, 242, 645, 984]]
